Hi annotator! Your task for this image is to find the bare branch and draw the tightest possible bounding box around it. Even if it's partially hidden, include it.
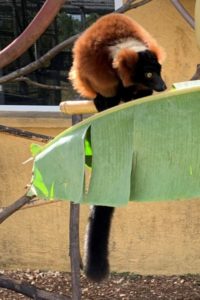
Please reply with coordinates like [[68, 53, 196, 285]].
[[69, 203, 81, 300], [0, 126, 52, 225], [14, 77, 69, 91], [0, 124, 53, 143], [0, 195, 34, 224], [0, 274, 70, 300], [0, 35, 79, 84]]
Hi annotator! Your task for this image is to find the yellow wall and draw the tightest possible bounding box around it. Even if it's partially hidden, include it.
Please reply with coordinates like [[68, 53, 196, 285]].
[[1, 0, 200, 275], [126, 0, 199, 87]]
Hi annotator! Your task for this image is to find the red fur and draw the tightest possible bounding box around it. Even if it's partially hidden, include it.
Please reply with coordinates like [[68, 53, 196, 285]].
[[69, 13, 165, 99]]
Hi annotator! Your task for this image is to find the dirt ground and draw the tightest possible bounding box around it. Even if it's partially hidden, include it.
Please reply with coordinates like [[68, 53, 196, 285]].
[[1, 270, 200, 299]]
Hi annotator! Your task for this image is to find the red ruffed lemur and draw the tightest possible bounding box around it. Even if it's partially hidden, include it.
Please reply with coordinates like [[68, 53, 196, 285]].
[[69, 13, 166, 282]]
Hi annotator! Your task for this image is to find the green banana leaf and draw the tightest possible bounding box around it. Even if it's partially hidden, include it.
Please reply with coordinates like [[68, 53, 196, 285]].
[[28, 87, 200, 207]]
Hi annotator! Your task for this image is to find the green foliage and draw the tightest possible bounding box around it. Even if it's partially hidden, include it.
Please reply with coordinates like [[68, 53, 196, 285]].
[[57, 12, 99, 42], [28, 87, 200, 207], [85, 13, 99, 27], [30, 144, 43, 157], [57, 13, 82, 41]]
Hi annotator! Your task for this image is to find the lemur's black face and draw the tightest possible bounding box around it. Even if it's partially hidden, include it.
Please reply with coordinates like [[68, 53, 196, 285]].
[[134, 50, 166, 92]]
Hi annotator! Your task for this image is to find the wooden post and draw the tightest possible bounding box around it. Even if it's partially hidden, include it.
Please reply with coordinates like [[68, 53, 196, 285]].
[[69, 114, 83, 300]]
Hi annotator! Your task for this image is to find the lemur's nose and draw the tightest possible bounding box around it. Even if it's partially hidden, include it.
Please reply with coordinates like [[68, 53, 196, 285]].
[[158, 82, 167, 91], [154, 79, 167, 92]]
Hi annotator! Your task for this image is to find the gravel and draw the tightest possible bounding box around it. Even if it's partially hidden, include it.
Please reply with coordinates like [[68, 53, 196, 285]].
[[0, 270, 200, 299]]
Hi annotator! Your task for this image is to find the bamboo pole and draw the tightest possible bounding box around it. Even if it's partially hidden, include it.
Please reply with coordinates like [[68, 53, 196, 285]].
[[60, 100, 97, 115]]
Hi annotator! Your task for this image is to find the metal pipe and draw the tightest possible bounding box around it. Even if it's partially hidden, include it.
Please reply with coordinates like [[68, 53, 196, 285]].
[[170, 0, 195, 29]]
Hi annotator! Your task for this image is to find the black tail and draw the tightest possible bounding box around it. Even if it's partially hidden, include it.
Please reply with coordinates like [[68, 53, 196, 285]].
[[84, 205, 114, 282]]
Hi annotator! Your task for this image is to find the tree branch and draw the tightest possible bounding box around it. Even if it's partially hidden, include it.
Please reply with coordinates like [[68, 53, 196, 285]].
[[0, 126, 52, 224], [0, 35, 79, 84], [0, 195, 34, 224], [69, 115, 83, 300], [15, 76, 69, 91], [0, 124, 53, 143], [69, 203, 81, 300], [0, 274, 70, 300]]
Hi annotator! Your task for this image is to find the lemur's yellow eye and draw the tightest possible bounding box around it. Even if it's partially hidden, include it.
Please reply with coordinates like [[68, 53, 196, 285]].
[[145, 72, 153, 78]]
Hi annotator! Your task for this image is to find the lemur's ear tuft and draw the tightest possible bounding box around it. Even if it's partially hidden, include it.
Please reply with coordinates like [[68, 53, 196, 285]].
[[113, 49, 139, 87]]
